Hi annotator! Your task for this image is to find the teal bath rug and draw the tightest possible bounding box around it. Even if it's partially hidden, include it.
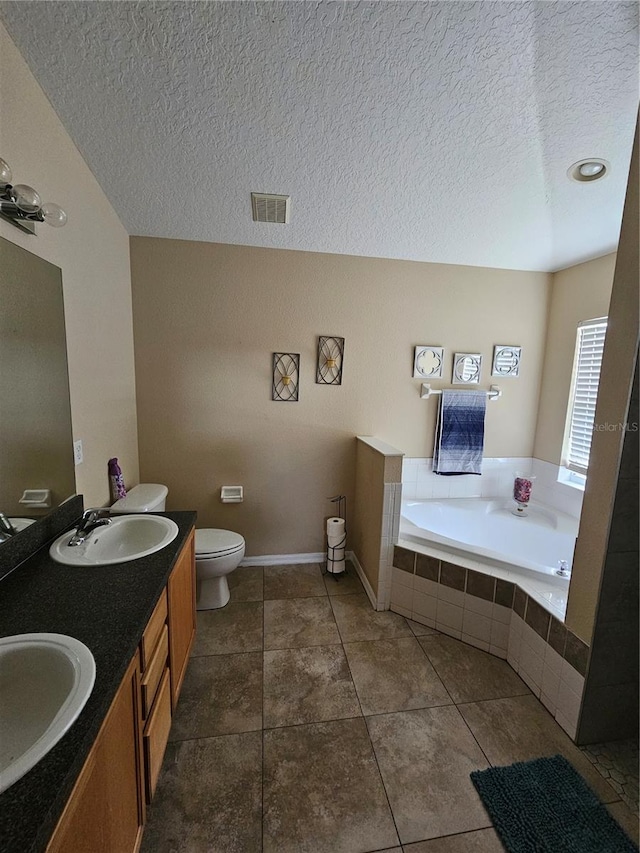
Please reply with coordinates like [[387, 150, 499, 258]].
[[470, 754, 638, 853]]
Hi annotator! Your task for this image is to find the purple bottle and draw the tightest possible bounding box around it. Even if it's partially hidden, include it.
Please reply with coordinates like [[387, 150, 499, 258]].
[[108, 458, 127, 502]]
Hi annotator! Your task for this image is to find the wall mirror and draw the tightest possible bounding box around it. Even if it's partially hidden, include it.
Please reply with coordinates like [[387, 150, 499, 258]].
[[413, 346, 444, 379], [452, 352, 482, 384], [0, 236, 75, 544], [492, 344, 522, 377]]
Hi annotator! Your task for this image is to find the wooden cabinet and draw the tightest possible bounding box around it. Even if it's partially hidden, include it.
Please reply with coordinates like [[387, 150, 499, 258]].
[[143, 668, 172, 802], [140, 612, 171, 803], [46, 653, 145, 853], [139, 596, 170, 806], [140, 624, 169, 719], [46, 528, 196, 853], [140, 592, 168, 671], [167, 529, 196, 709]]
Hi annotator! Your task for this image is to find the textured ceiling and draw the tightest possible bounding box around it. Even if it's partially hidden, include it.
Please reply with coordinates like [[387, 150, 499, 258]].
[[1, 1, 638, 271]]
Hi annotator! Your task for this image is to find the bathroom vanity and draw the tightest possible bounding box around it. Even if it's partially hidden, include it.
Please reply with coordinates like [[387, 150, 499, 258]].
[[0, 509, 196, 853]]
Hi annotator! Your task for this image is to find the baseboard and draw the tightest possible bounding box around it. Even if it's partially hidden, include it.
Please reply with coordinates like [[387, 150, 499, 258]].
[[240, 552, 325, 567], [348, 550, 378, 609]]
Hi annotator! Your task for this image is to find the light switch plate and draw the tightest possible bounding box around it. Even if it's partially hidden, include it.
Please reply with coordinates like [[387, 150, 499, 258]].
[[73, 440, 83, 465]]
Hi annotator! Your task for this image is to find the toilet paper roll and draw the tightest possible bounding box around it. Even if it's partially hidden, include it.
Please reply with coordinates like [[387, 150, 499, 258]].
[[327, 555, 346, 574], [326, 516, 346, 574], [326, 517, 346, 544]]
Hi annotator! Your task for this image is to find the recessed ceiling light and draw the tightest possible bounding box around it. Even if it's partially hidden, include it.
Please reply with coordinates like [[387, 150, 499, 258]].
[[568, 159, 609, 183], [579, 162, 605, 177]]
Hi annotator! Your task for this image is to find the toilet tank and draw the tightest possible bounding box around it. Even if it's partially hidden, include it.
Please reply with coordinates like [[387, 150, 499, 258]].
[[111, 484, 168, 514]]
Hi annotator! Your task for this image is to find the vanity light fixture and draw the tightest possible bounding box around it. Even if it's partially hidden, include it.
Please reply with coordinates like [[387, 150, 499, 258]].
[[0, 157, 67, 235], [567, 158, 609, 183]]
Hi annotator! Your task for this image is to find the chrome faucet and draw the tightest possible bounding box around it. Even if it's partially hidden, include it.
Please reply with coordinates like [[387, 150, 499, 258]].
[[0, 513, 18, 539], [68, 508, 112, 546]]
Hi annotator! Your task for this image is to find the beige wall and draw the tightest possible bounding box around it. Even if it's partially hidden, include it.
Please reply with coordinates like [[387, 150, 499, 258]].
[[566, 121, 639, 643], [534, 253, 616, 465], [131, 236, 549, 556], [352, 439, 402, 597], [0, 24, 139, 506]]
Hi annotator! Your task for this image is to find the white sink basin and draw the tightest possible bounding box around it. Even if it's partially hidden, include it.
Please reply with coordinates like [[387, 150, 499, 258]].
[[8, 518, 36, 532], [0, 633, 96, 794], [49, 514, 179, 566]]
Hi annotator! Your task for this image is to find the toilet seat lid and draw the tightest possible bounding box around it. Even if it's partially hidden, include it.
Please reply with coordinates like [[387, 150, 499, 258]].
[[196, 528, 245, 557], [111, 483, 168, 513]]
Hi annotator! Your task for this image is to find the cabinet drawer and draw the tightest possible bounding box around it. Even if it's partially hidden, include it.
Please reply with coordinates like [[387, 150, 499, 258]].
[[140, 624, 169, 719], [141, 591, 167, 671], [143, 667, 172, 803]]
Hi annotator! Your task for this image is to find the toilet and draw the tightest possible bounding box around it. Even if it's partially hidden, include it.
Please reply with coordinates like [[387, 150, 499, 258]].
[[194, 528, 245, 610], [111, 483, 245, 610], [111, 483, 168, 514]]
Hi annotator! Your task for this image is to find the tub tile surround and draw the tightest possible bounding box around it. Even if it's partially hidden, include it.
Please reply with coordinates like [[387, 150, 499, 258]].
[[391, 546, 588, 740], [402, 456, 584, 519], [395, 532, 569, 625]]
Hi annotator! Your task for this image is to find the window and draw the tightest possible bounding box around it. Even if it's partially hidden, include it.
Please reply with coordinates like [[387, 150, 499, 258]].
[[562, 317, 608, 475]]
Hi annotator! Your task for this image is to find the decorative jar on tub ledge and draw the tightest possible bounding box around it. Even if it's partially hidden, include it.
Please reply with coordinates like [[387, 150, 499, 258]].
[[512, 472, 536, 517]]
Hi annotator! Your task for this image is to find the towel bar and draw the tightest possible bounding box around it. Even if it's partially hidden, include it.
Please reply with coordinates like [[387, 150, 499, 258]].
[[420, 383, 502, 401]]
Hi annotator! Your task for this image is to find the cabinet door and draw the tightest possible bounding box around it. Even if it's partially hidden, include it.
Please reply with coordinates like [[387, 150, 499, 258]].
[[167, 529, 196, 709], [47, 653, 144, 853], [143, 668, 172, 803]]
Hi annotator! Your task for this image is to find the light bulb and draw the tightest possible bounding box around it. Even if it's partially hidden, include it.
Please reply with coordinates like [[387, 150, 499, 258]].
[[578, 161, 605, 178], [0, 157, 12, 187], [13, 184, 41, 213], [41, 202, 67, 227]]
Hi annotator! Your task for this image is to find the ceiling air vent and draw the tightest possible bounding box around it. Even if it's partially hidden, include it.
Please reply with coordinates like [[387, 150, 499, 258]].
[[251, 193, 290, 224]]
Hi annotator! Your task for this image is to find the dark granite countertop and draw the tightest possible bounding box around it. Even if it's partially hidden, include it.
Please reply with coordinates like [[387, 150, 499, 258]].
[[0, 510, 197, 853]]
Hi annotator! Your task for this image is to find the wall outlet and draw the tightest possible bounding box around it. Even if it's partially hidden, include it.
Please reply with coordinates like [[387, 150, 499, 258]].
[[73, 439, 83, 465]]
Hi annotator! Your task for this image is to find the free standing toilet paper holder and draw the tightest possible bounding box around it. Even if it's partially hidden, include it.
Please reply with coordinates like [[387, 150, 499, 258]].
[[325, 494, 347, 579]]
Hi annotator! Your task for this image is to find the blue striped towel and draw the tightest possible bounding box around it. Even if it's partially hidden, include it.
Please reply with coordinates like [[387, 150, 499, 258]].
[[433, 390, 487, 475]]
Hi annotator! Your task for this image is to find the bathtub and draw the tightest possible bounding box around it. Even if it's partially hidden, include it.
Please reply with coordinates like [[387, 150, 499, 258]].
[[400, 498, 579, 581]]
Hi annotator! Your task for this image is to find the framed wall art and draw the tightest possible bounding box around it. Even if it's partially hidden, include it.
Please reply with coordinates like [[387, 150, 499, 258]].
[[452, 352, 482, 384], [492, 345, 522, 377], [272, 352, 300, 401], [316, 336, 345, 385], [413, 346, 444, 379]]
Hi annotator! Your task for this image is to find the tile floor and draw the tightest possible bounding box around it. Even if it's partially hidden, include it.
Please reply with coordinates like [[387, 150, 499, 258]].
[[581, 738, 640, 817], [142, 563, 639, 853]]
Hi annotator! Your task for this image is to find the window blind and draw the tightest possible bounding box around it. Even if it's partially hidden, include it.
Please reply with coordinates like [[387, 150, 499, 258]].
[[564, 318, 607, 474]]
